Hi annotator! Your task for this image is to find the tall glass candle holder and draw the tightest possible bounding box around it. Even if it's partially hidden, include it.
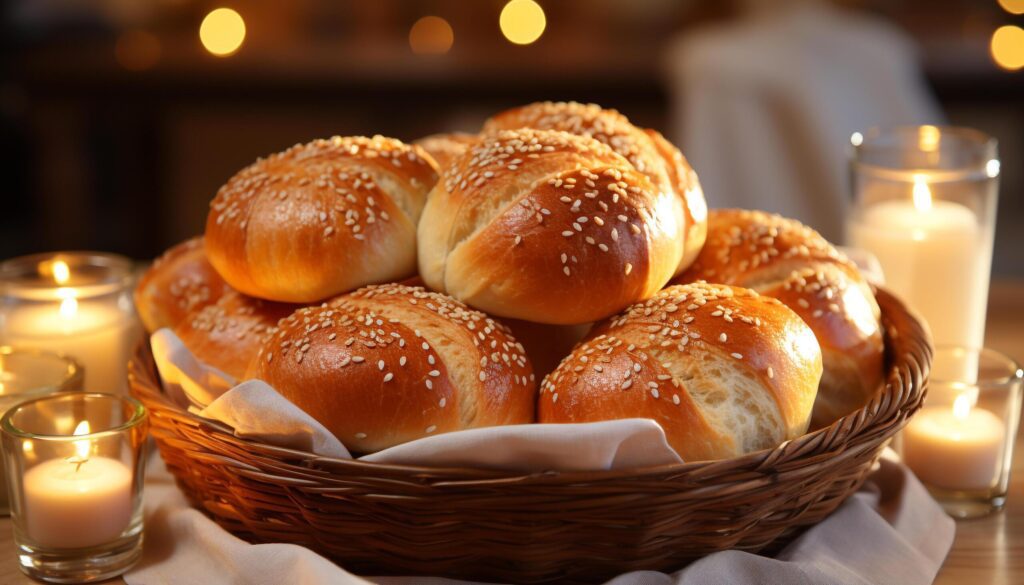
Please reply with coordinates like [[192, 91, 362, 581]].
[[0, 347, 83, 514], [0, 252, 139, 394], [901, 347, 1022, 519], [1, 392, 147, 583], [847, 126, 998, 386]]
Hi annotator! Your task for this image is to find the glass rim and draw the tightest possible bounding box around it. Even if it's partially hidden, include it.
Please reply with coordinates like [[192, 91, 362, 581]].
[[0, 346, 84, 398], [851, 125, 998, 182], [0, 392, 147, 442], [0, 251, 135, 300], [929, 345, 1024, 388]]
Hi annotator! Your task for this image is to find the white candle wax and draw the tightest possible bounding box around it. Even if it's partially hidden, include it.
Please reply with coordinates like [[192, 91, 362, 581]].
[[23, 455, 134, 549], [902, 398, 1005, 491], [849, 192, 991, 350], [1, 300, 135, 393]]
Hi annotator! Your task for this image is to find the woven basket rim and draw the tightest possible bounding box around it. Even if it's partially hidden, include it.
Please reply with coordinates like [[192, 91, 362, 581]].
[[129, 286, 930, 481]]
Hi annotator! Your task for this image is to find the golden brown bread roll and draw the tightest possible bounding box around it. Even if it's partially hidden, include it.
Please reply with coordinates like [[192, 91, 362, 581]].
[[134, 237, 229, 333], [247, 284, 536, 453], [417, 128, 687, 325], [483, 101, 708, 273], [539, 282, 822, 461], [672, 209, 884, 427], [413, 132, 477, 170], [174, 290, 296, 379], [205, 136, 439, 303]]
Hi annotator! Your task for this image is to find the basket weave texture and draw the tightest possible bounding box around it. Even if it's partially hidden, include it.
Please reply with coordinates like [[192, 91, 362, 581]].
[[129, 287, 931, 584]]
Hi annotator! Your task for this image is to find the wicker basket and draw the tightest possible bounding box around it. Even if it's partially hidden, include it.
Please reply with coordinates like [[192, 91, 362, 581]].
[[128, 287, 931, 584]]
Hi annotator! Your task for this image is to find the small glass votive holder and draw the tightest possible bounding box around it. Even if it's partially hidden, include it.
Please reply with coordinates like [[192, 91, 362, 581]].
[[0, 347, 84, 515], [901, 346, 1023, 519], [1, 392, 148, 583]]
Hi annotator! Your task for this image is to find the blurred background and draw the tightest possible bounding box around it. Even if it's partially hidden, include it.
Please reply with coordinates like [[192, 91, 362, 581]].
[[2, 0, 1022, 276]]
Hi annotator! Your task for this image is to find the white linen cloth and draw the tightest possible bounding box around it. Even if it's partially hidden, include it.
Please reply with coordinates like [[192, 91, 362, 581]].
[[664, 1, 943, 242]]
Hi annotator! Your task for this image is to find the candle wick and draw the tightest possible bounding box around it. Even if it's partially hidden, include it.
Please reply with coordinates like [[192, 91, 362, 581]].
[[66, 454, 89, 472]]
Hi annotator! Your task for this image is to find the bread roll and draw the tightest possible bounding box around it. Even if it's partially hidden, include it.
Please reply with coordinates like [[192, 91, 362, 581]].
[[205, 136, 439, 303], [483, 101, 707, 273], [134, 237, 229, 333], [672, 209, 884, 426], [418, 128, 686, 325], [174, 290, 295, 379], [247, 284, 536, 453], [539, 282, 822, 461], [414, 132, 477, 170]]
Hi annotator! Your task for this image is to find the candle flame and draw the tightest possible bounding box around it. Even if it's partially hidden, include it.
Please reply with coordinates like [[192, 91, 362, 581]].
[[58, 289, 78, 320], [73, 420, 91, 460], [912, 176, 933, 212], [918, 125, 941, 152], [52, 260, 70, 284], [953, 394, 972, 420]]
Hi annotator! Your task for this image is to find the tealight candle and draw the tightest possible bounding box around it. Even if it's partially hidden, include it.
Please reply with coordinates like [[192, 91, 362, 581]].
[[899, 346, 1023, 519], [0, 253, 139, 393], [902, 393, 1004, 491], [0, 392, 147, 582]]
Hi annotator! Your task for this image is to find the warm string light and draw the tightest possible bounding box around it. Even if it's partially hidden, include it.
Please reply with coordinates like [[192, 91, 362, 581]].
[[500, 0, 546, 45], [998, 0, 1024, 15], [200, 8, 246, 57], [991, 25, 1024, 71], [409, 16, 454, 55]]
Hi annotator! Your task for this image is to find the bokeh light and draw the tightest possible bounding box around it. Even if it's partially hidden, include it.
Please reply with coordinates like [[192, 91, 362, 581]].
[[200, 8, 246, 57], [998, 0, 1024, 15], [409, 16, 454, 55], [114, 30, 161, 71], [991, 25, 1024, 71], [500, 0, 546, 46]]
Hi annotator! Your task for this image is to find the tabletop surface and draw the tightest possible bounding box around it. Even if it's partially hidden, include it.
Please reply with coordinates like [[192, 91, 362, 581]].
[[0, 281, 1021, 585]]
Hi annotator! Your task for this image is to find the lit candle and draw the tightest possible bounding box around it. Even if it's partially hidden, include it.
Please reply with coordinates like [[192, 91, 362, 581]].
[[1, 255, 138, 393], [849, 176, 990, 350], [22, 421, 134, 549], [902, 394, 1005, 491]]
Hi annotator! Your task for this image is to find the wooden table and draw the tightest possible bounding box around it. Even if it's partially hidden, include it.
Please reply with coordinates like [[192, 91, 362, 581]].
[[0, 282, 1021, 584]]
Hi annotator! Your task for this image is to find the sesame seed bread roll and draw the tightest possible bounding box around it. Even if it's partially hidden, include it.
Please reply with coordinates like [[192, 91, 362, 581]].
[[483, 101, 708, 274], [205, 136, 439, 303], [417, 128, 687, 325], [174, 290, 296, 380], [247, 284, 536, 454], [414, 132, 477, 170], [538, 282, 822, 461], [134, 236, 229, 333], [672, 209, 884, 427]]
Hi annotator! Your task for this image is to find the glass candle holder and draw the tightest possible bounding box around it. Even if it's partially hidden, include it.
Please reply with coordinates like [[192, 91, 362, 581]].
[[1, 392, 148, 583], [846, 127, 998, 362], [0, 347, 83, 515], [0, 252, 140, 394], [901, 346, 1023, 519]]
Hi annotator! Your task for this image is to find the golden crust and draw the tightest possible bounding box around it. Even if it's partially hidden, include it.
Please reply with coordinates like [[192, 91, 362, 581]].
[[418, 129, 686, 324], [673, 209, 884, 425], [539, 282, 822, 461], [174, 290, 296, 379], [134, 237, 229, 333], [247, 284, 536, 454], [483, 102, 707, 274], [205, 136, 439, 303]]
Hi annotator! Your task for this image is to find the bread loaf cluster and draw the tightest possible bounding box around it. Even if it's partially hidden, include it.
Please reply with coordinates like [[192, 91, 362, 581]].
[[133, 101, 882, 459]]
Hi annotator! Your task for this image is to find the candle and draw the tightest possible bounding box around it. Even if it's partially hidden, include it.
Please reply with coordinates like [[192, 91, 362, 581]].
[[22, 422, 133, 549], [902, 394, 1005, 491], [0, 255, 139, 393], [849, 177, 992, 351]]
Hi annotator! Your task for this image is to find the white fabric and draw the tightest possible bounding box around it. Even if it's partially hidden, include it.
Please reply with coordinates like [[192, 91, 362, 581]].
[[149, 329, 682, 471], [665, 2, 943, 242], [126, 449, 954, 585]]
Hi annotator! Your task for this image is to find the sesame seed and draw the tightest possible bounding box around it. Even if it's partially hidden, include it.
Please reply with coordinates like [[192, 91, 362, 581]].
[[355, 432, 367, 439], [651, 389, 660, 399], [719, 333, 728, 342], [622, 379, 633, 390], [352, 356, 365, 363], [377, 360, 385, 371], [767, 367, 774, 379], [426, 379, 433, 390], [563, 266, 571, 276], [439, 397, 447, 407], [478, 371, 486, 381], [429, 370, 440, 377], [383, 372, 394, 382], [673, 395, 681, 405], [562, 231, 574, 237], [425, 425, 437, 434], [731, 352, 743, 359], [624, 263, 633, 275]]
